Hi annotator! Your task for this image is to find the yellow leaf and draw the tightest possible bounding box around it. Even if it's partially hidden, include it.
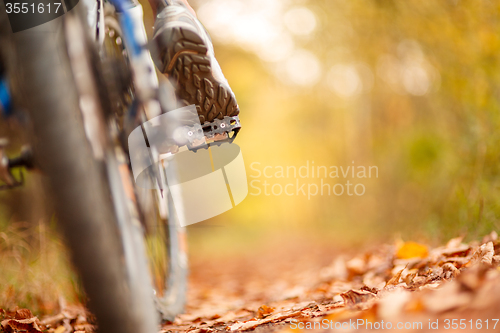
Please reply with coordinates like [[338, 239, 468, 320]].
[[396, 241, 428, 259], [54, 326, 66, 333]]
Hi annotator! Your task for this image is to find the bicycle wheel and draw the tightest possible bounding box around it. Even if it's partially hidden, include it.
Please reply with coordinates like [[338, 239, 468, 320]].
[[6, 8, 158, 333], [139, 161, 188, 321], [101, 3, 188, 321]]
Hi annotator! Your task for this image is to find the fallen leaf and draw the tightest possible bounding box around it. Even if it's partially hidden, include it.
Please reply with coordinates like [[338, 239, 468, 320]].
[[442, 263, 458, 279], [1, 308, 35, 321], [346, 256, 366, 276], [386, 266, 406, 287], [402, 269, 418, 285], [229, 310, 302, 331], [436, 244, 471, 258], [396, 241, 429, 259], [458, 264, 489, 291], [377, 289, 411, 319], [187, 329, 214, 333], [360, 285, 378, 294], [1, 317, 43, 333], [229, 320, 260, 331], [54, 325, 66, 333], [466, 242, 494, 267], [480, 242, 494, 265], [41, 313, 65, 327], [340, 289, 377, 306], [446, 236, 465, 249], [257, 305, 275, 318], [420, 281, 471, 313]]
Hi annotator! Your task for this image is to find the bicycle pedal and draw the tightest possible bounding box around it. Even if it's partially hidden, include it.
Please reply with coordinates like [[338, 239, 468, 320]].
[[185, 115, 241, 150], [140, 115, 241, 161]]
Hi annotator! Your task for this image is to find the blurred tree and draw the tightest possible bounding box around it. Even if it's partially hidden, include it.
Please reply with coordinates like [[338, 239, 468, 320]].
[[193, 0, 500, 245]]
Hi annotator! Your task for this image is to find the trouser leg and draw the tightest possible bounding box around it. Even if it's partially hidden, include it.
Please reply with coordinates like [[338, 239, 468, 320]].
[[147, 0, 195, 17]]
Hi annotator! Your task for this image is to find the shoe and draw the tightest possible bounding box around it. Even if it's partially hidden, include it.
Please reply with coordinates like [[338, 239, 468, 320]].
[[153, 3, 240, 125]]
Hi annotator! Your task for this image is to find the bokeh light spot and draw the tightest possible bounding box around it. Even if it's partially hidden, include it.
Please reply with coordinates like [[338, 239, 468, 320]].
[[327, 64, 362, 97], [284, 7, 317, 36], [284, 49, 321, 86]]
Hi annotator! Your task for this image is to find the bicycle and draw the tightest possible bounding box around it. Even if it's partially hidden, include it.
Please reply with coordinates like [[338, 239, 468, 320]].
[[0, 0, 242, 332]]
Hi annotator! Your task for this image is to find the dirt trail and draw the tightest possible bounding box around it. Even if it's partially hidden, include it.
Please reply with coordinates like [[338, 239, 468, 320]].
[[165, 233, 500, 332], [3, 234, 500, 333]]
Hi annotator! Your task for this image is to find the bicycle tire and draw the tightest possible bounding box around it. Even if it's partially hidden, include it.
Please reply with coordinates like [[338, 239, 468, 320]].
[[101, 6, 188, 321], [7, 11, 158, 333]]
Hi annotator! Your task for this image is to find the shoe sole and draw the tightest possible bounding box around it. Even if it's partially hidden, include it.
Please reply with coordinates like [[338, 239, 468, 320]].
[[154, 26, 239, 124]]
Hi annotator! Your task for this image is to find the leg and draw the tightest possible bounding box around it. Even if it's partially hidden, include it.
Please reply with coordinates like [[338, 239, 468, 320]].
[[151, 0, 240, 125], [147, 0, 195, 18]]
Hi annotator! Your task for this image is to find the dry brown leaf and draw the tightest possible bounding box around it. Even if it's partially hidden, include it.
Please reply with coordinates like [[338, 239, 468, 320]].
[[396, 241, 429, 259], [229, 320, 261, 331], [442, 262, 458, 279], [466, 242, 494, 267], [340, 289, 377, 306], [1, 308, 35, 320], [401, 267, 418, 284], [458, 264, 489, 291], [41, 313, 65, 327], [265, 310, 303, 322], [14, 309, 33, 320], [346, 256, 366, 276], [446, 236, 465, 249], [386, 266, 406, 287], [377, 289, 411, 319], [362, 271, 385, 290], [1, 317, 43, 333], [257, 305, 275, 318], [441, 256, 470, 268], [419, 282, 440, 290], [360, 285, 378, 294], [480, 242, 494, 264], [229, 310, 302, 331], [420, 281, 471, 313], [436, 244, 471, 258], [187, 329, 214, 333]]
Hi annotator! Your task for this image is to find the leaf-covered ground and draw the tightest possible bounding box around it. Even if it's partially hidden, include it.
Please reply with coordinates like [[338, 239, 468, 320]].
[[3, 233, 500, 333]]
